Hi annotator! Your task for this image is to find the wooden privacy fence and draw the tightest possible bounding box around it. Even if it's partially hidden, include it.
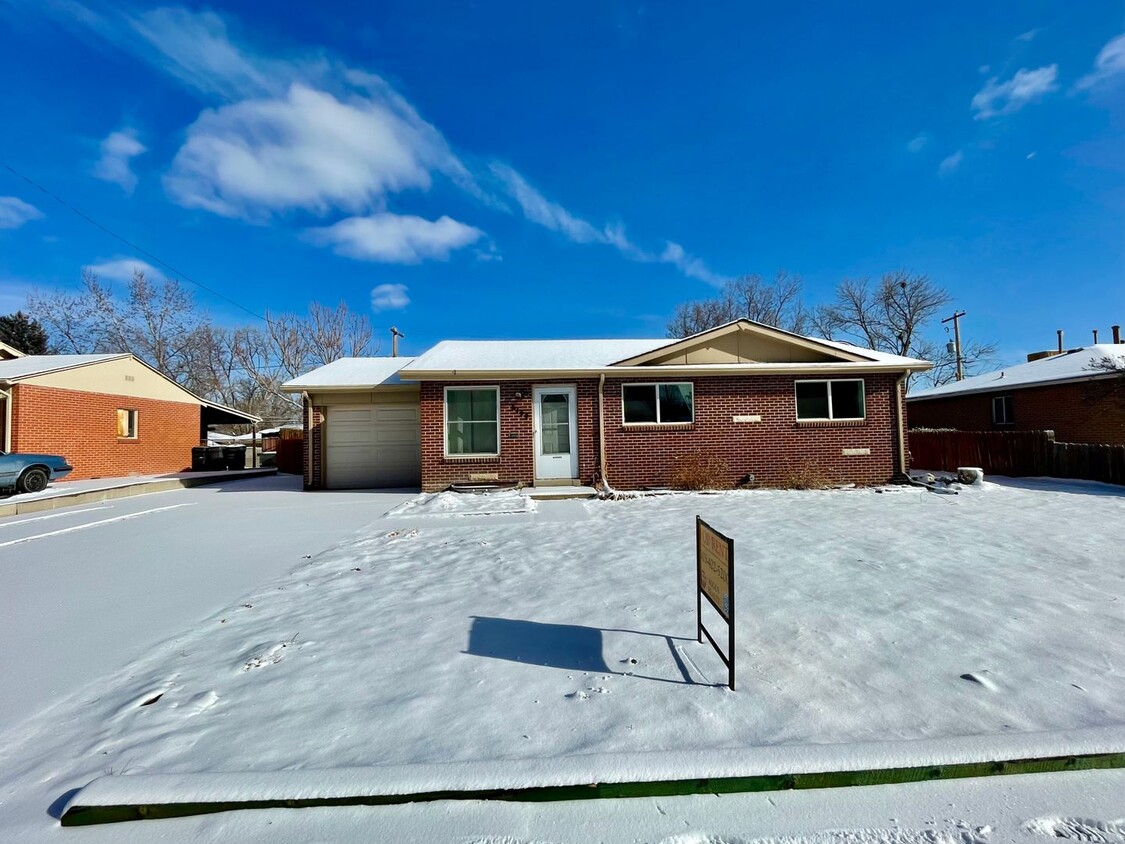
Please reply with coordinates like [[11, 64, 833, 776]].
[[908, 429, 1125, 486], [275, 438, 304, 475]]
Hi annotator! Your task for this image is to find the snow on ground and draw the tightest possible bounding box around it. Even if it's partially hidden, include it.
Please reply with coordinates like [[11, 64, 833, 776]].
[[385, 488, 537, 517], [1, 478, 1124, 841]]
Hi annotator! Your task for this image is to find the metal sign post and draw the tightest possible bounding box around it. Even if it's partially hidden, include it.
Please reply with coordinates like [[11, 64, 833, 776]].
[[696, 516, 735, 691]]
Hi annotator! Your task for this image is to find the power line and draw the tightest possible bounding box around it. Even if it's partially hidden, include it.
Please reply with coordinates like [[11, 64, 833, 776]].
[[2, 162, 267, 322]]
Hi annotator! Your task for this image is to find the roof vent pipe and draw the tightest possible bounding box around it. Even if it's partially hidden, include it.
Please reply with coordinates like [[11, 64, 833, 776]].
[[1113, 325, 1122, 345], [390, 326, 405, 357], [1057, 329, 1064, 354], [1093, 329, 1099, 344]]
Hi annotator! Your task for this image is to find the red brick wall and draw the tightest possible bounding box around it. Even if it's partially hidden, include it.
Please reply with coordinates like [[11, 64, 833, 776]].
[[10, 384, 201, 480], [420, 374, 903, 491], [908, 380, 1125, 445]]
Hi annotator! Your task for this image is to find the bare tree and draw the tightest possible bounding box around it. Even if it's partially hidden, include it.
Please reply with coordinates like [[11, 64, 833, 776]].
[[917, 337, 1000, 387], [667, 271, 809, 337], [1084, 353, 1125, 418]]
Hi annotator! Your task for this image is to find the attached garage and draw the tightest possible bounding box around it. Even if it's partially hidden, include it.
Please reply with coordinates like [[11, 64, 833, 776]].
[[282, 357, 421, 490], [325, 404, 420, 489]]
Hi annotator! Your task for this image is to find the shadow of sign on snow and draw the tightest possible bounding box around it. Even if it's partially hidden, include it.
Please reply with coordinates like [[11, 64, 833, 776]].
[[465, 616, 700, 685]]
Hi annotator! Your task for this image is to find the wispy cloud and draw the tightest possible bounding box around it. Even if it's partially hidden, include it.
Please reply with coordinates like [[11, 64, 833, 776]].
[[907, 133, 930, 153], [1015, 28, 1039, 43], [84, 257, 162, 282], [25, 2, 726, 282], [971, 65, 1058, 119], [490, 163, 729, 285], [306, 213, 483, 264], [370, 283, 409, 312], [93, 128, 147, 193], [0, 196, 44, 229], [938, 150, 963, 176], [1075, 32, 1125, 91]]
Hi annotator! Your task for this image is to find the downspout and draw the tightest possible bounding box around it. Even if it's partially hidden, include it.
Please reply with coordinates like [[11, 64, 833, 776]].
[[895, 371, 909, 480], [597, 373, 610, 492], [1, 385, 11, 453]]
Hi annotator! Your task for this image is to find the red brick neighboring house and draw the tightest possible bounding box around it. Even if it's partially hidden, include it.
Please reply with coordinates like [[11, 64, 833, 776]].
[[284, 320, 931, 491], [0, 350, 259, 480], [907, 344, 1125, 445]]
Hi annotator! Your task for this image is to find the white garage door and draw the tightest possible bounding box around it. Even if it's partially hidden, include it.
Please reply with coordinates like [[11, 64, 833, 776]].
[[325, 404, 421, 489]]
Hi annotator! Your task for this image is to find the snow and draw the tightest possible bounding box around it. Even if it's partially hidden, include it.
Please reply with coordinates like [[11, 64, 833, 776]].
[[281, 356, 417, 389], [908, 344, 1125, 400], [386, 488, 537, 517], [0, 353, 126, 381], [404, 338, 666, 371], [2, 477, 1124, 841]]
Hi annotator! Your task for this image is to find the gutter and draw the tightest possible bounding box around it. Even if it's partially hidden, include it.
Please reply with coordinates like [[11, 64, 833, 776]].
[[402, 362, 933, 381], [597, 373, 609, 491], [895, 371, 909, 478], [1, 384, 11, 452]]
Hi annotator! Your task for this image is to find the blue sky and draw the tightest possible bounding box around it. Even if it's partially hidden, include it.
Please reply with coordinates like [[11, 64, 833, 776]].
[[0, 1, 1122, 364]]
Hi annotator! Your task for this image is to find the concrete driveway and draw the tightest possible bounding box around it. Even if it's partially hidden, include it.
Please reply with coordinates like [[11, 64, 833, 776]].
[[0, 474, 415, 727]]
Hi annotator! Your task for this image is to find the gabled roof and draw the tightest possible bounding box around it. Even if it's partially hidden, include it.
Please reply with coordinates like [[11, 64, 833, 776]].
[[611, 319, 883, 365], [0, 353, 261, 423], [0, 354, 128, 381], [908, 344, 1125, 401], [0, 340, 27, 360], [281, 357, 418, 391]]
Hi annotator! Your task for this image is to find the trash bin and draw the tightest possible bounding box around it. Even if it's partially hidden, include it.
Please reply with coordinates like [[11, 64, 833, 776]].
[[221, 446, 247, 470], [207, 447, 225, 470], [191, 446, 210, 471]]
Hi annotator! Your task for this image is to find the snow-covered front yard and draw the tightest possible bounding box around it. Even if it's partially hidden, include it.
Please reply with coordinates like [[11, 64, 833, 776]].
[[3, 478, 1124, 838]]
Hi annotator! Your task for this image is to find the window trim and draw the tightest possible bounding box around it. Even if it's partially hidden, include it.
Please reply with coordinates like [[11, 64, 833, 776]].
[[443, 385, 501, 458], [794, 378, 866, 422], [117, 408, 139, 439], [992, 395, 1015, 426], [621, 382, 695, 426]]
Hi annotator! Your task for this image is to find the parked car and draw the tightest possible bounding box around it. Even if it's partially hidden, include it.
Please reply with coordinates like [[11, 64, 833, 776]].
[[0, 452, 74, 494]]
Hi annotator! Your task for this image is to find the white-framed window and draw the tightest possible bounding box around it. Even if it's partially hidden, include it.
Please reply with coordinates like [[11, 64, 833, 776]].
[[992, 395, 1014, 426], [445, 386, 500, 456], [622, 382, 694, 424], [117, 408, 138, 439], [794, 379, 865, 421]]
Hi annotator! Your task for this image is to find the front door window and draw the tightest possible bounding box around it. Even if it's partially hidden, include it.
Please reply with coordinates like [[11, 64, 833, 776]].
[[540, 393, 571, 455]]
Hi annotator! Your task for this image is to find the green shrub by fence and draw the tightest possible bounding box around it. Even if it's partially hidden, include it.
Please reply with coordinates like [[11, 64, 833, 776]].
[[908, 429, 1125, 486]]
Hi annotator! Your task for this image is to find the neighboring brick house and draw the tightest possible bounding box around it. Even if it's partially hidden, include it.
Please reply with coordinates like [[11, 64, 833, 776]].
[[908, 343, 1125, 446], [0, 352, 259, 480], [284, 320, 930, 491]]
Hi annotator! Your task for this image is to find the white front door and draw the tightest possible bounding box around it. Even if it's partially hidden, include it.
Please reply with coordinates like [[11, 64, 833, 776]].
[[533, 386, 578, 481]]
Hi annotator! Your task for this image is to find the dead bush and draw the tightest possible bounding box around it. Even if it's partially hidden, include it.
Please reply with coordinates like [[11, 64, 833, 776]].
[[669, 452, 733, 490], [777, 458, 835, 490]]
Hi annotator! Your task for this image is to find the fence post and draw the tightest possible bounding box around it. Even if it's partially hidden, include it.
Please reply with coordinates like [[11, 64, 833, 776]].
[[1043, 430, 1055, 476]]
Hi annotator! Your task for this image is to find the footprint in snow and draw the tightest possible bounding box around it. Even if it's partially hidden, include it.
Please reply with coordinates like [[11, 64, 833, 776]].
[[240, 639, 301, 671], [183, 690, 219, 716], [1024, 817, 1125, 841], [959, 671, 998, 692]]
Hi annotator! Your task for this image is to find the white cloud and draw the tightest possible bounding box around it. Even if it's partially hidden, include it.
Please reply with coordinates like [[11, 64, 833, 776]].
[[938, 151, 963, 176], [1075, 33, 1125, 91], [0, 196, 44, 230], [659, 242, 728, 286], [84, 257, 162, 283], [93, 128, 147, 193], [907, 133, 929, 153], [971, 65, 1058, 119], [370, 283, 409, 311], [306, 213, 483, 264], [166, 83, 465, 219], [1015, 28, 1039, 43]]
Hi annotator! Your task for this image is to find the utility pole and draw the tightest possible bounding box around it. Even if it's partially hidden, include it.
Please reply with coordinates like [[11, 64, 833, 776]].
[[941, 311, 966, 381]]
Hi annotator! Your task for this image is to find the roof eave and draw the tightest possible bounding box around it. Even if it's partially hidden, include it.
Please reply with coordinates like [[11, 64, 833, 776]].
[[402, 361, 931, 380], [908, 371, 1118, 401]]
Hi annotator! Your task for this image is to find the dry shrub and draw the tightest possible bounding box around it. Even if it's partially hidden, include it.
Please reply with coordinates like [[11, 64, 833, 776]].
[[777, 458, 835, 490], [669, 452, 733, 490]]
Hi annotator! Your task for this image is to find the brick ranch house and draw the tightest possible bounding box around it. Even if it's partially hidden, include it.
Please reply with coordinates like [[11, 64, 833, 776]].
[[0, 348, 259, 480], [908, 341, 1125, 446], [283, 320, 930, 492]]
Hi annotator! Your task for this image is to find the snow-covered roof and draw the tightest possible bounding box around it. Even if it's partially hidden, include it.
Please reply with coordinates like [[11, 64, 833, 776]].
[[814, 337, 928, 367], [0, 354, 127, 382], [908, 344, 1125, 401], [404, 340, 665, 373], [282, 357, 417, 390]]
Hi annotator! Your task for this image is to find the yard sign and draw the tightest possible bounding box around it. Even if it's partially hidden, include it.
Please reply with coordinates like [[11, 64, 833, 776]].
[[696, 516, 735, 691]]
